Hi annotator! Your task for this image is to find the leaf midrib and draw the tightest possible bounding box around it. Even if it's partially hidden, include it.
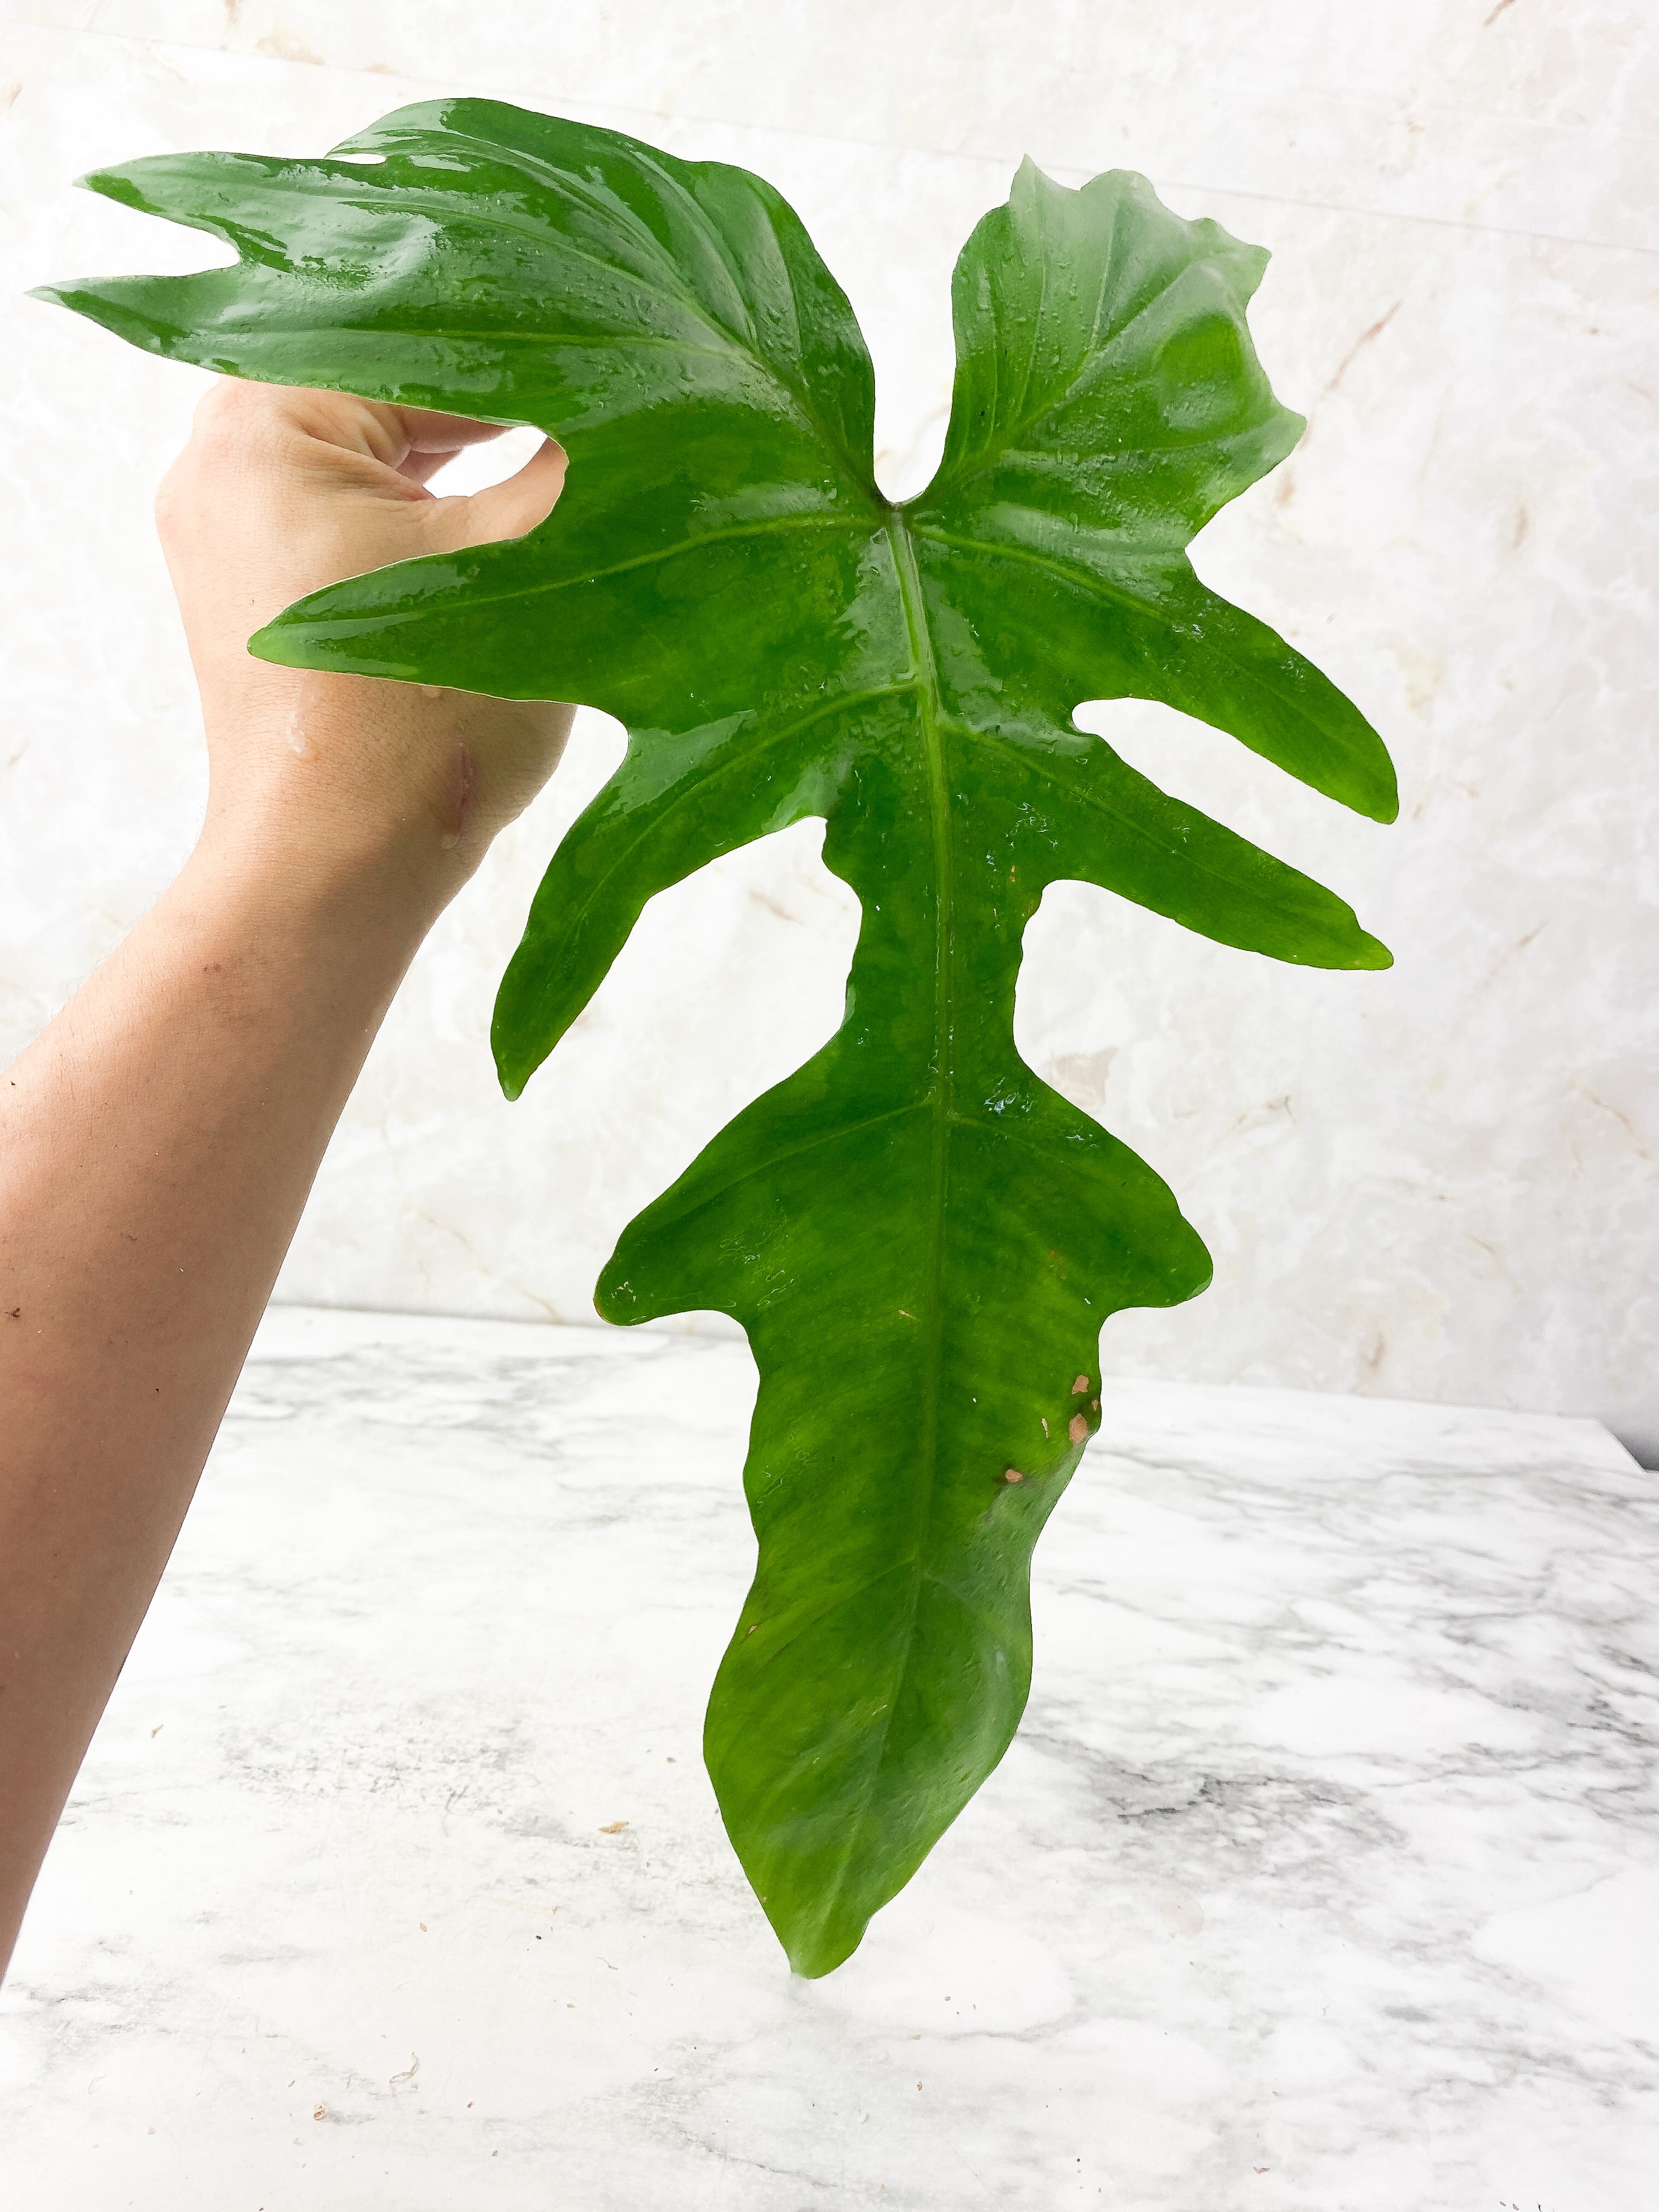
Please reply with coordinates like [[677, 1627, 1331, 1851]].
[[802, 511, 956, 1936], [885, 508, 953, 1557]]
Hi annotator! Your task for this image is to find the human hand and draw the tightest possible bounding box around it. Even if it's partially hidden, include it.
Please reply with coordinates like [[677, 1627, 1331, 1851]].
[[155, 379, 573, 918]]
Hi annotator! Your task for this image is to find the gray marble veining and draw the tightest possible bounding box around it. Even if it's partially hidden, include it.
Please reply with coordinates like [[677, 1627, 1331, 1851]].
[[3, 1306, 1656, 2208]]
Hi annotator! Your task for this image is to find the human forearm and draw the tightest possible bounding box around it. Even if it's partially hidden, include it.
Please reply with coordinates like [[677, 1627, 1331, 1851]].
[[0, 828, 433, 1962], [0, 379, 571, 1974]]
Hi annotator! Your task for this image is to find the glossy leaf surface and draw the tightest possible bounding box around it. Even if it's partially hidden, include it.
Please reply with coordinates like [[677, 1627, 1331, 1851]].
[[42, 102, 1395, 1976]]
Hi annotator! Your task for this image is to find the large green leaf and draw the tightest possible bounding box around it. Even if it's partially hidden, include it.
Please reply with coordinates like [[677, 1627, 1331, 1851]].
[[41, 101, 1395, 1977]]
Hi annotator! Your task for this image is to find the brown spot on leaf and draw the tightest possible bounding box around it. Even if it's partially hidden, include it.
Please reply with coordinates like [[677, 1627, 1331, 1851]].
[[1003, 1467, 1025, 1484], [1069, 1414, 1089, 1444], [1072, 1374, 1089, 1394]]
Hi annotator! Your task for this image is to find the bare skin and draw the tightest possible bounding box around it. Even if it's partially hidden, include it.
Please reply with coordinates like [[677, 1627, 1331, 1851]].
[[0, 380, 573, 1976]]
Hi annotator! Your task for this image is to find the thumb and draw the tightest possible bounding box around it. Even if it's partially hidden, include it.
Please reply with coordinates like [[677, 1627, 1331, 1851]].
[[425, 436, 568, 554]]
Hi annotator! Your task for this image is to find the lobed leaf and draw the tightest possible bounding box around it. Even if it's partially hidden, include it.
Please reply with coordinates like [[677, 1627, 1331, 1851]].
[[41, 102, 1395, 1976]]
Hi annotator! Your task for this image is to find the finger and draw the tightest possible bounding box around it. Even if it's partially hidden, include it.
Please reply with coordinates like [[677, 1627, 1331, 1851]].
[[424, 439, 569, 552], [377, 410, 525, 483], [464, 438, 568, 543], [392, 408, 517, 456], [305, 396, 528, 487], [198, 382, 524, 474], [394, 444, 468, 487], [200, 379, 408, 465]]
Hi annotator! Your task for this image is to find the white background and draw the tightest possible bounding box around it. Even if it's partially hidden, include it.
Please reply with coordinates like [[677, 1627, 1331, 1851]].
[[2, 0, 1655, 1452]]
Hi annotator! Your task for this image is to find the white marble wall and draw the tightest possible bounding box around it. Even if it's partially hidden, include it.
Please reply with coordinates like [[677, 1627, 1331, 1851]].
[[2, 3, 1655, 1450]]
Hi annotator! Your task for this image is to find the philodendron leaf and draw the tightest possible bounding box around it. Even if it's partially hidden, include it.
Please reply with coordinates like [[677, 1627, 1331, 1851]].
[[41, 101, 1395, 1977]]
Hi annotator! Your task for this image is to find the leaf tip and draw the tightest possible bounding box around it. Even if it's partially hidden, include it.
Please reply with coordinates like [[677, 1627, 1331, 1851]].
[[245, 619, 307, 669], [781, 1915, 865, 1979], [490, 1002, 530, 1101], [593, 1269, 639, 1326], [1355, 932, 1394, 971], [73, 162, 149, 211], [1009, 151, 1063, 205], [751, 1854, 876, 1979]]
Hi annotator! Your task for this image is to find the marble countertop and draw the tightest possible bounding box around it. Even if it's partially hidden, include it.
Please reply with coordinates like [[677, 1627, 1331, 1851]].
[[3, 1307, 1656, 2209]]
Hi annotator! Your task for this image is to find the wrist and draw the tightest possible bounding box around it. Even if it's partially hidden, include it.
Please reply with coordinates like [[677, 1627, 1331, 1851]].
[[185, 669, 567, 931], [192, 800, 458, 938], [190, 672, 488, 930]]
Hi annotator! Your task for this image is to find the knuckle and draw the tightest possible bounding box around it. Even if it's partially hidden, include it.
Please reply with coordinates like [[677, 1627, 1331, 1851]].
[[190, 377, 278, 460]]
